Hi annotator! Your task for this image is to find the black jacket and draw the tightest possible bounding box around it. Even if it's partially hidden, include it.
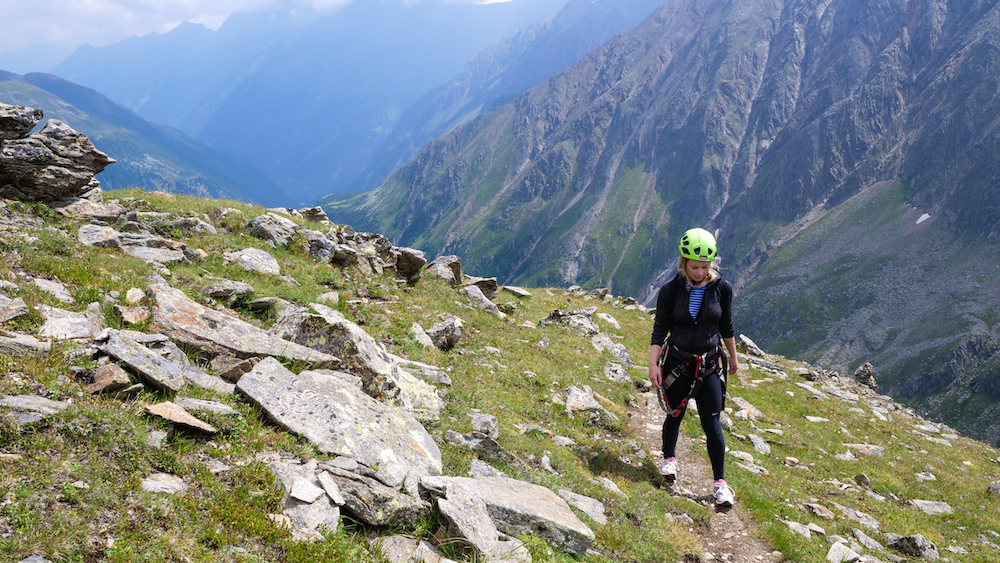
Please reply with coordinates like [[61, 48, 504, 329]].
[[650, 273, 735, 355]]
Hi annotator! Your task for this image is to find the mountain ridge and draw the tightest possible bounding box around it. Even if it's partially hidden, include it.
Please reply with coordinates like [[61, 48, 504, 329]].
[[51, 0, 574, 204], [0, 72, 288, 206], [347, 0, 665, 194]]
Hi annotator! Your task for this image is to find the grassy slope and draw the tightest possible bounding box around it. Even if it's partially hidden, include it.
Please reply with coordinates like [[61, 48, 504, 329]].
[[1, 191, 998, 562]]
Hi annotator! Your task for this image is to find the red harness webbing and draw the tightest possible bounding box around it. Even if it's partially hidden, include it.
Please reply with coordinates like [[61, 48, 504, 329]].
[[656, 346, 719, 417]]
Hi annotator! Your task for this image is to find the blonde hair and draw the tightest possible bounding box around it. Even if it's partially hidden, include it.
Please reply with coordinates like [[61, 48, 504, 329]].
[[678, 256, 721, 285]]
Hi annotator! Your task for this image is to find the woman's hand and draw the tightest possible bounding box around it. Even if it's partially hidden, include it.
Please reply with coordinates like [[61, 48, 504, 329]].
[[649, 364, 662, 389], [649, 345, 663, 389], [723, 336, 739, 375]]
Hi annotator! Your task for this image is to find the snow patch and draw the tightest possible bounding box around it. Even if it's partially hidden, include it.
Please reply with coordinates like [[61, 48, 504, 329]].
[[916, 213, 931, 224]]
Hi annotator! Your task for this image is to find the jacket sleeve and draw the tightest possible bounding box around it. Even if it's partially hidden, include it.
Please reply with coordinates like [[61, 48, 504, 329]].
[[650, 283, 672, 345], [718, 280, 735, 339]]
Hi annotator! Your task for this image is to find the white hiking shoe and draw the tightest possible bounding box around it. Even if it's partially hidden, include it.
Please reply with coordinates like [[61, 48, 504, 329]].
[[713, 479, 735, 507], [659, 457, 678, 482]]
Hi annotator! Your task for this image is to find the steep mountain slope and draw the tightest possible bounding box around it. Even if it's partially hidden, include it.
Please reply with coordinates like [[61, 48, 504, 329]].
[[734, 179, 1000, 445], [52, 0, 569, 205], [328, 0, 1000, 444], [347, 0, 665, 193], [0, 71, 287, 205]]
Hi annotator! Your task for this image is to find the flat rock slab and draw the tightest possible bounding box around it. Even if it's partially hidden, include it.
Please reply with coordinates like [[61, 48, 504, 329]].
[[141, 472, 187, 494], [172, 397, 239, 416], [237, 357, 441, 489], [224, 248, 281, 275], [122, 245, 186, 264], [145, 401, 218, 434], [502, 285, 532, 298], [0, 295, 29, 322], [0, 394, 70, 426], [558, 488, 607, 525], [100, 330, 232, 394], [911, 499, 953, 515], [37, 305, 101, 340], [842, 443, 886, 456], [831, 501, 881, 531], [0, 333, 50, 357], [421, 475, 595, 556], [58, 199, 125, 221], [100, 330, 186, 392], [822, 386, 860, 403], [179, 365, 236, 396], [32, 278, 74, 303], [148, 285, 339, 369]]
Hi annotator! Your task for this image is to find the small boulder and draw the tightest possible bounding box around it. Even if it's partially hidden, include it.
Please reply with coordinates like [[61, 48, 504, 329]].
[[85, 363, 133, 394], [425, 315, 464, 350], [886, 533, 939, 559], [539, 307, 600, 337], [247, 213, 298, 246], [223, 248, 281, 275], [426, 255, 462, 286], [0, 103, 44, 140], [853, 362, 877, 391], [141, 473, 187, 495]]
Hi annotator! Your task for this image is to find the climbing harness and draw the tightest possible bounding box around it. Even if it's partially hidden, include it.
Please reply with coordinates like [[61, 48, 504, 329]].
[[655, 344, 727, 417]]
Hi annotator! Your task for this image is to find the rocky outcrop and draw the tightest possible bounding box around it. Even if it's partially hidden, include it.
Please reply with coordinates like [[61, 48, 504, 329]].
[[539, 307, 599, 337], [0, 104, 44, 140], [0, 103, 115, 202], [0, 133, 610, 559], [147, 285, 340, 369], [420, 475, 595, 558], [270, 303, 444, 420], [236, 357, 442, 491]]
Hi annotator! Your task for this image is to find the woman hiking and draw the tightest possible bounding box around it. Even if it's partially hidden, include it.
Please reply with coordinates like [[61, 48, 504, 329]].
[[648, 228, 739, 507]]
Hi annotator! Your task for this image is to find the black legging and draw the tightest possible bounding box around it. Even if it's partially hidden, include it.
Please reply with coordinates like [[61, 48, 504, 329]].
[[661, 370, 726, 481]]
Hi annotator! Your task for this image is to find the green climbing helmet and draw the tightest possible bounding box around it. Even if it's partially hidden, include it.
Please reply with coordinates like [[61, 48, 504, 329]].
[[679, 228, 717, 261]]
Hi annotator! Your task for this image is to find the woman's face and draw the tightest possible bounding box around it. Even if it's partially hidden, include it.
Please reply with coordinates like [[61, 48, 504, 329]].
[[684, 259, 712, 285]]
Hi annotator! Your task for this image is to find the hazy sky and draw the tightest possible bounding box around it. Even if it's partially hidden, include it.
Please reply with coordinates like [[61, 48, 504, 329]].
[[0, 0, 512, 72]]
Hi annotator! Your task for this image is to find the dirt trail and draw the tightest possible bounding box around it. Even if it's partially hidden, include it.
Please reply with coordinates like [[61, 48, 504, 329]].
[[629, 391, 780, 563]]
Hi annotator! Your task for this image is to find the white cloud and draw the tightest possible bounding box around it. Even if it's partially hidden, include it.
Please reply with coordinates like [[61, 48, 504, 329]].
[[0, 0, 524, 73], [0, 0, 352, 57], [0, 0, 512, 60]]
